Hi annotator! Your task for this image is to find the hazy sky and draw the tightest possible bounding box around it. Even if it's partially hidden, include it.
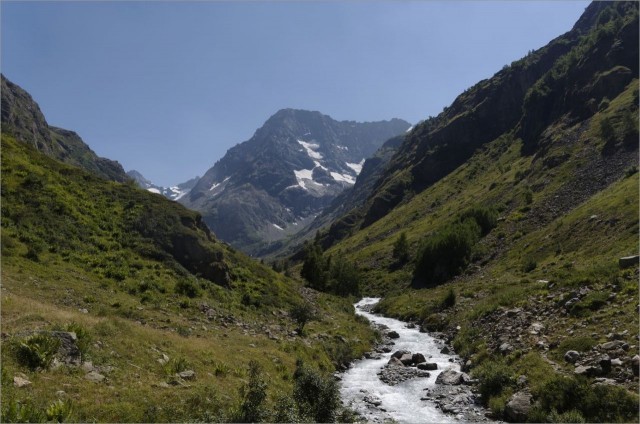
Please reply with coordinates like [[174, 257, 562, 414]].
[[2, 1, 589, 186]]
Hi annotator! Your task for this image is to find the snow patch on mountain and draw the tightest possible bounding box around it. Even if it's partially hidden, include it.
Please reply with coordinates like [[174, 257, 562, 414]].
[[297, 139, 323, 160], [345, 159, 365, 175], [209, 177, 230, 192], [330, 172, 356, 185], [147, 187, 161, 194]]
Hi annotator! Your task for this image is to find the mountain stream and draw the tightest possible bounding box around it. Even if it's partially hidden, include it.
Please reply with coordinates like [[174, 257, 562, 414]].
[[340, 298, 488, 423]]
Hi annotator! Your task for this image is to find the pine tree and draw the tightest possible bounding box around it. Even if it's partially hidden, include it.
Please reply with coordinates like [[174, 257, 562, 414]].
[[392, 232, 410, 263]]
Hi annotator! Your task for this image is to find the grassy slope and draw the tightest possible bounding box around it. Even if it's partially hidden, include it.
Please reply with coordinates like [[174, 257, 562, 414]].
[[0, 134, 375, 422], [318, 76, 639, 419]]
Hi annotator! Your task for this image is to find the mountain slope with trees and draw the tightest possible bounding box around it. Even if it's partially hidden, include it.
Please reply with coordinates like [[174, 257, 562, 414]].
[[0, 77, 375, 422], [295, 2, 639, 422]]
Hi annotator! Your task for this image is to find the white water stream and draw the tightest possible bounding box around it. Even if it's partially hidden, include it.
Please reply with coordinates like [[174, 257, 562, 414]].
[[340, 297, 461, 423]]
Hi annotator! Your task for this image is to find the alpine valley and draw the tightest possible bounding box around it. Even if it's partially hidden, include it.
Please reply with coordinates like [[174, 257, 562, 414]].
[[1, 1, 639, 424]]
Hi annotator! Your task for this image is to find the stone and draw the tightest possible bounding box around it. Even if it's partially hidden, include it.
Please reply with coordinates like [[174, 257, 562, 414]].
[[618, 255, 639, 269], [505, 308, 522, 317], [505, 391, 532, 422], [50, 331, 81, 365], [632, 355, 639, 377], [435, 369, 463, 385], [13, 375, 31, 388], [600, 341, 625, 350], [574, 365, 602, 377], [599, 355, 612, 374], [391, 349, 410, 359], [178, 370, 196, 380], [387, 331, 400, 339], [611, 358, 624, 367], [85, 371, 106, 382], [157, 353, 170, 365], [499, 343, 512, 354], [529, 322, 544, 335], [460, 373, 475, 385], [517, 375, 528, 387], [564, 350, 581, 364], [440, 346, 450, 354], [81, 361, 94, 372], [399, 353, 414, 366], [387, 357, 404, 367], [363, 394, 382, 407], [412, 353, 426, 364], [564, 297, 580, 309], [417, 362, 438, 371]]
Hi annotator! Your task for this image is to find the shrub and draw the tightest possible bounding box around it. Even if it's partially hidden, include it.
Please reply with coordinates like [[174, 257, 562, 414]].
[[459, 206, 498, 235], [535, 375, 639, 422], [414, 218, 481, 285], [290, 302, 315, 333], [2, 399, 45, 423], [329, 256, 361, 297], [45, 399, 73, 423], [233, 361, 268, 423], [521, 257, 537, 273], [392, 232, 410, 263], [63, 323, 91, 361], [271, 392, 299, 423], [441, 288, 456, 309], [301, 242, 328, 290], [293, 361, 340, 423], [175, 279, 199, 298], [14, 333, 60, 370], [472, 360, 514, 405], [558, 336, 597, 355]]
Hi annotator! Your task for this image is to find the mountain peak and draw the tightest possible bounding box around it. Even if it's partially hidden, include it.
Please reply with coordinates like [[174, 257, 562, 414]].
[[181, 109, 410, 255]]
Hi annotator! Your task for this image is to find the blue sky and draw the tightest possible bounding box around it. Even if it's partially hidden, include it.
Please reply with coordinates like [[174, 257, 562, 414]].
[[2, 1, 589, 186]]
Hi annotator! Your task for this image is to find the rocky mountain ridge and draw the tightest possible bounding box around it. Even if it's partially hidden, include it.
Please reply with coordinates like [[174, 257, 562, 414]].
[[127, 169, 199, 201], [1, 74, 128, 182], [180, 108, 410, 255]]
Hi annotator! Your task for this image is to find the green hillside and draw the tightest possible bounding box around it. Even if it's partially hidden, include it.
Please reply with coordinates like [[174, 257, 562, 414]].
[[0, 134, 375, 422], [293, 2, 639, 422]]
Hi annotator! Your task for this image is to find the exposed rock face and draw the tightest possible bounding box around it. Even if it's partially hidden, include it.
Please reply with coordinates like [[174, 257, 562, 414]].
[[180, 109, 410, 255], [505, 391, 532, 422], [1, 75, 128, 182]]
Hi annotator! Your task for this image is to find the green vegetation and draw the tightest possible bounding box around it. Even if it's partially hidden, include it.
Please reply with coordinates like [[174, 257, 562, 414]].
[[13, 334, 60, 371], [414, 206, 497, 286], [302, 4, 639, 421], [1, 133, 376, 422], [392, 231, 410, 264], [300, 241, 361, 296]]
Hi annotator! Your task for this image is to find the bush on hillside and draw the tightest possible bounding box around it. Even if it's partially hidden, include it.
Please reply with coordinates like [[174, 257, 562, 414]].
[[414, 218, 481, 286], [392, 231, 410, 263], [414, 206, 498, 286], [300, 243, 360, 296], [293, 360, 340, 423], [14, 333, 60, 371]]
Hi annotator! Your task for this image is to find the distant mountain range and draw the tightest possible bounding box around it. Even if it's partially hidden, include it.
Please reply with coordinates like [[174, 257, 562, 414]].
[[178, 109, 410, 254], [127, 170, 199, 201]]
